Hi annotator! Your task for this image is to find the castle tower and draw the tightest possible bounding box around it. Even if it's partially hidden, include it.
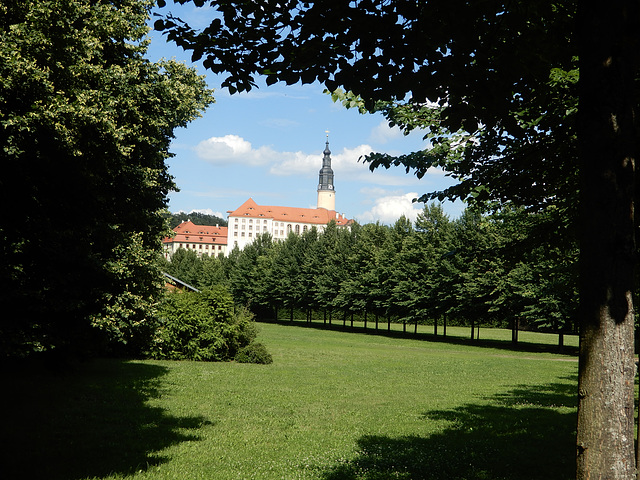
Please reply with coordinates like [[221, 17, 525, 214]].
[[317, 135, 335, 210]]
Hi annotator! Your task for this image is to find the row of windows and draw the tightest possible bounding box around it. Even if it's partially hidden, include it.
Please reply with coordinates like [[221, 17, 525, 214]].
[[234, 218, 269, 224], [232, 218, 293, 228], [235, 224, 270, 231], [231, 225, 311, 238], [177, 243, 223, 250]]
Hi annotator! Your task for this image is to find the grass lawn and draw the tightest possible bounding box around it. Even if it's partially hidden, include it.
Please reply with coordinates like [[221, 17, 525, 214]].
[[3, 323, 578, 480]]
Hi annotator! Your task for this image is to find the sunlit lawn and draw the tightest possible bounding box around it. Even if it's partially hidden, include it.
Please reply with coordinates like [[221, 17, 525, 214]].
[[3, 323, 578, 480]]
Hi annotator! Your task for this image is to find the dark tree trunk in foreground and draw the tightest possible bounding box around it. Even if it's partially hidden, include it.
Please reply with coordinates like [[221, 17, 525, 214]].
[[576, 2, 638, 479]]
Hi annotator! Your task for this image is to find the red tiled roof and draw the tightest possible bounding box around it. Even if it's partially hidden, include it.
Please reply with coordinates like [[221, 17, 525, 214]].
[[163, 220, 228, 245], [227, 198, 351, 226]]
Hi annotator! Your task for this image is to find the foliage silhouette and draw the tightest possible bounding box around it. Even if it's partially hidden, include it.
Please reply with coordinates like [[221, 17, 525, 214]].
[[1, 360, 211, 480], [319, 379, 576, 480]]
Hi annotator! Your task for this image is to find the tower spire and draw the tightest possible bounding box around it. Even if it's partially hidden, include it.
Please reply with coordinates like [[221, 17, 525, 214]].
[[317, 133, 336, 210]]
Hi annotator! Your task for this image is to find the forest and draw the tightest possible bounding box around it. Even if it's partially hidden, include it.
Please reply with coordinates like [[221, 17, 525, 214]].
[[161, 202, 578, 346]]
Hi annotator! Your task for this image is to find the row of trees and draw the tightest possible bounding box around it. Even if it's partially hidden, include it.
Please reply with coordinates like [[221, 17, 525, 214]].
[[162, 211, 227, 229], [162, 203, 578, 344]]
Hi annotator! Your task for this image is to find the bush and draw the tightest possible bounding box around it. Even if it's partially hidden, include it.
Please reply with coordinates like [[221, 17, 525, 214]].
[[149, 286, 258, 361], [234, 343, 273, 364]]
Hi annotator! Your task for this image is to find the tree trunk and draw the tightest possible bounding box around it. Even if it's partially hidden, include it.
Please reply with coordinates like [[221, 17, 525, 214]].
[[434, 316, 438, 336], [470, 319, 475, 340], [375, 313, 379, 330], [576, 3, 638, 478], [323, 310, 327, 325], [387, 314, 391, 331], [364, 310, 367, 329], [443, 313, 447, 337], [290, 307, 294, 322]]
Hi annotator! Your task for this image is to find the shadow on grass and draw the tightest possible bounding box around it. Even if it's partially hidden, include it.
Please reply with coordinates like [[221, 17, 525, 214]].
[[318, 377, 577, 480], [1, 359, 210, 480], [258, 318, 579, 357]]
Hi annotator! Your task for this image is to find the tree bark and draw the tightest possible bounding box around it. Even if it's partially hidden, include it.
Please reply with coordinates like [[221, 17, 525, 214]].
[[576, 2, 638, 479], [443, 313, 447, 337]]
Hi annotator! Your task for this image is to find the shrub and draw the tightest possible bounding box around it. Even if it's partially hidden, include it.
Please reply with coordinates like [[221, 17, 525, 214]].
[[149, 286, 258, 361], [234, 343, 273, 364]]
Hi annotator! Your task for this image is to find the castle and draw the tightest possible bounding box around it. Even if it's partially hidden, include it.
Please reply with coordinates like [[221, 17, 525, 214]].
[[163, 138, 352, 258]]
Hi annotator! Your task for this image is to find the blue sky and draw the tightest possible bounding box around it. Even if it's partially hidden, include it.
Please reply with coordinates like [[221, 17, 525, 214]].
[[146, 3, 464, 225]]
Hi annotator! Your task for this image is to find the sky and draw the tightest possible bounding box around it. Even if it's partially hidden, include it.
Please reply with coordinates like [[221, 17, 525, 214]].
[[145, 3, 464, 225]]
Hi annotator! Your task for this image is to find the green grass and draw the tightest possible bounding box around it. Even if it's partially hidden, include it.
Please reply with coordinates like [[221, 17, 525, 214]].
[[3, 323, 578, 480], [287, 316, 579, 348]]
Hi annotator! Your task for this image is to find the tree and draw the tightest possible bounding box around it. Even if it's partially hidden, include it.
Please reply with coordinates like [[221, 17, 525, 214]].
[[163, 211, 227, 229], [164, 248, 203, 288], [156, 1, 640, 475], [414, 203, 456, 333], [0, 0, 214, 358], [150, 285, 258, 361]]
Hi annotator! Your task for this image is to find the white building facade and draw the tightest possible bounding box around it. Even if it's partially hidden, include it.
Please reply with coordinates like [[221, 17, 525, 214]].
[[162, 220, 228, 259], [227, 198, 351, 250]]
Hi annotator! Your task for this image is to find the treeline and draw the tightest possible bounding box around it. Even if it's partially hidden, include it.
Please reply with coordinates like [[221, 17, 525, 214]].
[[163, 211, 228, 229], [161, 203, 578, 345]]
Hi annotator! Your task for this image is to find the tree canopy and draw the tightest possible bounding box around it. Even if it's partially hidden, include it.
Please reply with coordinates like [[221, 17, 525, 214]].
[[155, 1, 640, 477], [0, 0, 214, 358]]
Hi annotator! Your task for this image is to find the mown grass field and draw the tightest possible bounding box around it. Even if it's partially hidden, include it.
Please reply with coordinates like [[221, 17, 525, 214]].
[[3, 323, 578, 480]]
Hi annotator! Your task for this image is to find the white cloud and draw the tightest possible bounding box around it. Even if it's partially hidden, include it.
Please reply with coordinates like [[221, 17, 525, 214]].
[[369, 120, 403, 144], [355, 191, 424, 225], [270, 144, 372, 176], [194, 135, 280, 166], [189, 208, 226, 219], [194, 134, 443, 186]]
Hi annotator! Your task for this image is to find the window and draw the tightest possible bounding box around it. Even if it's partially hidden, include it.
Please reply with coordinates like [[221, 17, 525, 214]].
[[234, 232, 238, 237], [295, 225, 300, 234], [263, 219, 268, 224], [249, 219, 253, 224], [287, 224, 292, 233], [234, 224, 238, 229], [241, 232, 245, 237], [234, 218, 238, 223], [303, 226, 308, 233], [249, 232, 252, 237]]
